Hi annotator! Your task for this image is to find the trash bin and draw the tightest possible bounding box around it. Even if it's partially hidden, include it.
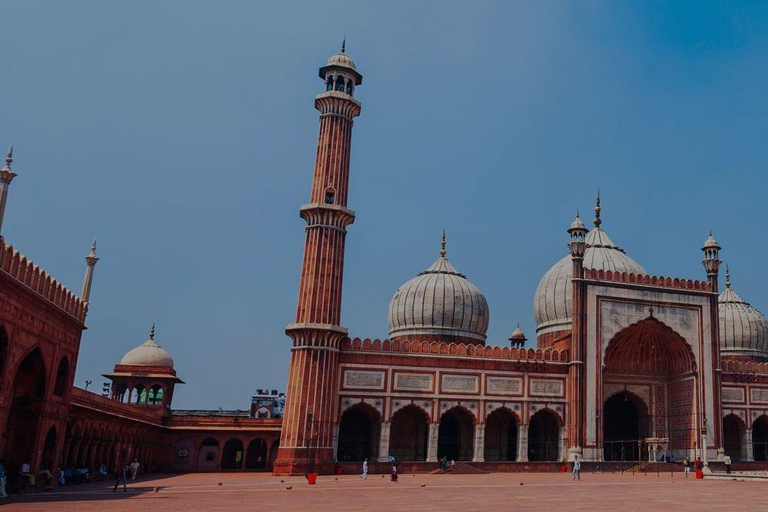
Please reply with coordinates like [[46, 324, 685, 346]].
[[307, 473, 318, 484], [695, 469, 704, 479], [336, 466, 343, 475], [561, 465, 568, 472]]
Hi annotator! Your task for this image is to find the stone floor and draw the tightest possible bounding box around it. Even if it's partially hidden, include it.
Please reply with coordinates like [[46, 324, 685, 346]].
[[3, 470, 764, 511]]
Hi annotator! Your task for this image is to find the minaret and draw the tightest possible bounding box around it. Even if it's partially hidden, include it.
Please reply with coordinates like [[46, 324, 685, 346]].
[[81, 239, 100, 302], [0, 146, 17, 236], [274, 42, 363, 475], [567, 206, 588, 461]]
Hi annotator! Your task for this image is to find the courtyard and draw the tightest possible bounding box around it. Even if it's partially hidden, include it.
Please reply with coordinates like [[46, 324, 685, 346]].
[[3, 470, 764, 511]]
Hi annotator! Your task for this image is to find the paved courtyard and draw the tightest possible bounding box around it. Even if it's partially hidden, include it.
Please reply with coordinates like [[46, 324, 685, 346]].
[[3, 471, 764, 511]]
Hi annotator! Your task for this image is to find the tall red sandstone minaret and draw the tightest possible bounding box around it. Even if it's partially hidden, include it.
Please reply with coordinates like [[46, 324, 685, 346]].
[[273, 41, 363, 475]]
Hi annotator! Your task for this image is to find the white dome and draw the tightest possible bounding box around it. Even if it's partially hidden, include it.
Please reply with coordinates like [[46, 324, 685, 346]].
[[719, 273, 768, 360], [534, 226, 646, 338], [120, 329, 174, 368], [388, 252, 489, 343], [326, 52, 357, 70]]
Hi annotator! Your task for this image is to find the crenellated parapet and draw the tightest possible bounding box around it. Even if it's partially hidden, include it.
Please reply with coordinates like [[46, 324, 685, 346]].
[[722, 358, 768, 376], [341, 336, 569, 362], [0, 235, 87, 322], [582, 267, 712, 292]]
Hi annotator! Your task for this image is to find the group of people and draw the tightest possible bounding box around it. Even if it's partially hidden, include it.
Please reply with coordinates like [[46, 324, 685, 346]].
[[0, 458, 142, 497]]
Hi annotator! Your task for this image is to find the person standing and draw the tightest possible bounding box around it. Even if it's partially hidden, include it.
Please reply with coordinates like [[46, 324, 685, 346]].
[[390, 463, 398, 483], [724, 454, 732, 475], [572, 455, 581, 481], [683, 457, 691, 478], [129, 459, 140, 481], [0, 459, 8, 498], [361, 458, 368, 480], [112, 463, 127, 493]]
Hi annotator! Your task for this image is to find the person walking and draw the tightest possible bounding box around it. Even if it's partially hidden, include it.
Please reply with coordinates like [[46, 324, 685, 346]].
[[129, 459, 140, 481], [724, 454, 732, 475], [683, 457, 691, 478], [361, 458, 368, 480], [112, 463, 127, 493], [572, 455, 581, 481], [0, 459, 8, 498], [390, 463, 398, 483]]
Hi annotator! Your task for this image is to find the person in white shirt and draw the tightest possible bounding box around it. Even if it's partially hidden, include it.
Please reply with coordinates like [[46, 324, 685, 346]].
[[129, 460, 140, 480], [361, 458, 368, 479], [571, 455, 581, 481]]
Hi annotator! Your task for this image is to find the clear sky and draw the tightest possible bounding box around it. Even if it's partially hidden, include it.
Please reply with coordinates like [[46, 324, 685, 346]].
[[2, 1, 768, 409]]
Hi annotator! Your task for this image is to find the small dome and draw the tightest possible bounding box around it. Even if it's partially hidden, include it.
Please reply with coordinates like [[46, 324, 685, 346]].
[[718, 269, 768, 360], [119, 326, 174, 368], [703, 231, 720, 250], [326, 52, 356, 70], [509, 324, 527, 343], [388, 241, 489, 344], [569, 212, 586, 232], [534, 225, 646, 339]]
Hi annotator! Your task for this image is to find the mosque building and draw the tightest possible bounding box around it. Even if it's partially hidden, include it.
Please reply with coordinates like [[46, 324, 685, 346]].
[[1, 44, 768, 480]]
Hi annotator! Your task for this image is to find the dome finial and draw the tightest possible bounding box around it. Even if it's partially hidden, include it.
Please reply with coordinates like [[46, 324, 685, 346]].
[[593, 189, 602, 228], [440, 229, 447, 257], [726, 264, 731, 289], [341, 36, 346, 54], [149, 323, 156, 340]]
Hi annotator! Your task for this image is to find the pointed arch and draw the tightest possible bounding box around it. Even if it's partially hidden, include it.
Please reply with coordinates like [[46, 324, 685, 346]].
[[54, 356, 70, 397]]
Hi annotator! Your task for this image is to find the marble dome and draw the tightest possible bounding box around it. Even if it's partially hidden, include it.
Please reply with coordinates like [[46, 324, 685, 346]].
[[718, 269, 768, 360], [534, 216, 646, 339], [119, 325, 175, 368], [388, 240, 489, 343]]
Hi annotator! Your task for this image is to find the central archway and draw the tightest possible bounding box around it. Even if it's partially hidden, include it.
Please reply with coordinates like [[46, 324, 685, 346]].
[[603, 317, 697, 458], [437, 407, 475, 461]]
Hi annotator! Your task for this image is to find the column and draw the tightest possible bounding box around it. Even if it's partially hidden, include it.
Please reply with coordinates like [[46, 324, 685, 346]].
[[517, 424, 529, 462], [558, 427, 567, 462], [745, 429, 754, 461], [473, 424, 485, 462], [427, 423, 439, 462], [378, 422, 391, 462], [332, 422, 340, 462]]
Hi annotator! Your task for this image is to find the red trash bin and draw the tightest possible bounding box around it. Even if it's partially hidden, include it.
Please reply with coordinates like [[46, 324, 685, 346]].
[[307, 473, 318, 484], [695, 469, 704, 479], [336, 466, 343, 475], [561, 465, 568, 472]]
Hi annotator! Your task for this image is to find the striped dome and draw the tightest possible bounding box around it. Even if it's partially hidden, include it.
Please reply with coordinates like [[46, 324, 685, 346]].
[[718, 271, 768, 360], [534, 226, 646, 339], [388, 252, 489, 344]]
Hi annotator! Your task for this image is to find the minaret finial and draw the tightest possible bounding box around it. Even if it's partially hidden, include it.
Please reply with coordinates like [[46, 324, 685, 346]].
[[90, 238, 97, 253], [593, 189, 602, 228], [725, 264, 731, 289], [150, 323, 156, 340], [4, 146, 12, 169], [440, 229, 447, 257], [341, 36, 346, 54]]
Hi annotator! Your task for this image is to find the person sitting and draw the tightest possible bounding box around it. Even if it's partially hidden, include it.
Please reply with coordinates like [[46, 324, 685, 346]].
[[19, 461, 35, 491], [63, 467, 76, 484], [38, 463, 54, 490], [58, 468, 66, 486]]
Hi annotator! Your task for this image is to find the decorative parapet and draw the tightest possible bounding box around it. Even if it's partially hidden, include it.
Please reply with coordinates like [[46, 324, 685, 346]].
[[722, 359, 768, 377], [0, 235, 87, 322], [340, 337, 569, 363], [583, 267, 711, 292]]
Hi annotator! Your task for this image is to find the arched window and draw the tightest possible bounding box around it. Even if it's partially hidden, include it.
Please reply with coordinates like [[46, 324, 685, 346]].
[[325, 186, 335, 204], [149, 385, 163, 405], [346, 82, 354, 95], [326, 76, 334, 91], [222, 438, 244, 470], [335, 75, 345, 91], [54, 356, 70, 397]]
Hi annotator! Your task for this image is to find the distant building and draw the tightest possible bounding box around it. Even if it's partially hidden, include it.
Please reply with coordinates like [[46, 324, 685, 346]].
[[251, 390, 286, 419]]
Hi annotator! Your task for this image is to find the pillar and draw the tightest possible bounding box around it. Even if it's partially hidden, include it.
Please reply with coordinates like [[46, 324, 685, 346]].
[[745, 429, 754, 461], [427, 423, 439, 462], [473, 424, 485, 462], [517, 424, 529, 462], [558, 426, 567, 462], [378, 422, 391, 462]]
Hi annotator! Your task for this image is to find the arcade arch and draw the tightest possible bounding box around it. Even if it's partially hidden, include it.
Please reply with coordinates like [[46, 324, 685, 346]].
[[437, 406, 475, 461], [389, 405, 429, 461]]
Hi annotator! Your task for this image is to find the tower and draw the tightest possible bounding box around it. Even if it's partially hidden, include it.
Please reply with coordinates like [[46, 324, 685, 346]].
[[81, 239, 99, 303], [274, 42, 363, 475]]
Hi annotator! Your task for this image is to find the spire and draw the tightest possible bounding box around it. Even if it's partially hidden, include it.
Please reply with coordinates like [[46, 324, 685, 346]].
[[341, 36, 346, 54], [593, 190, 602, 228], [440, 229, 447, 258], [150, 323, 156, 340], [3, 146, 12, 170], [725, 264, 731, 289]]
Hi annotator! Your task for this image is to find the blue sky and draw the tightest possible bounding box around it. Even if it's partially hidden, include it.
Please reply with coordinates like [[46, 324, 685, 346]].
[[2, 1, 768, 409]]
